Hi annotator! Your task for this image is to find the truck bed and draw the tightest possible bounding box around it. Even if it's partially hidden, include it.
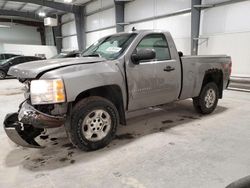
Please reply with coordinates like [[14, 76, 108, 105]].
[[179, 55, 231, 100]]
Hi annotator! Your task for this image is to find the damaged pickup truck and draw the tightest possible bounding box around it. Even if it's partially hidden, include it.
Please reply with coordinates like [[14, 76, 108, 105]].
[[4, 30, 232, 151]]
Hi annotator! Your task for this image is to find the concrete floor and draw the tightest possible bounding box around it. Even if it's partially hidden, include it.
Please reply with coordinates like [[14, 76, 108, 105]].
[[0, 79, 250, 188]]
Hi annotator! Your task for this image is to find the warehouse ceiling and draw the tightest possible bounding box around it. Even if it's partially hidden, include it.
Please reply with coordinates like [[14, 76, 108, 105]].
[[0, 0, 93, 21]]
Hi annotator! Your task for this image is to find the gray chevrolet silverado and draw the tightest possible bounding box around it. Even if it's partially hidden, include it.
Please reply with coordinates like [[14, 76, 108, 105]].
[[4, 30, 231, 151]]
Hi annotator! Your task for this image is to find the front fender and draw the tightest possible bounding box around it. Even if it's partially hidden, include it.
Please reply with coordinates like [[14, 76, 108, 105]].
[[41, 61, 126, 105]]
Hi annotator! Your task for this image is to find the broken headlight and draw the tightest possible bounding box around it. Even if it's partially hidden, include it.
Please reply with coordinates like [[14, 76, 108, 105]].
[[30, 79, 66, 105]]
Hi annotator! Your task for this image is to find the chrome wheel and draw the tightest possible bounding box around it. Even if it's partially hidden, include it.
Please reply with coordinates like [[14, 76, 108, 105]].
[[204, 88, 216, 108], [81, 109, 112, 141]]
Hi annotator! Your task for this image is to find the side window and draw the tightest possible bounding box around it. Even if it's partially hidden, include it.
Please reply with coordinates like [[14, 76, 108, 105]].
[[30, 57, 40, 61], [21, 57, 33, 63], [5, 54, 12, 59], [25, 57, 32, 62], [0, 54, 4, 60], [11, 58, 21, 65], [136, 34, 171, 61], [15, 57, 27, 64], [18, 57, 25, 63]]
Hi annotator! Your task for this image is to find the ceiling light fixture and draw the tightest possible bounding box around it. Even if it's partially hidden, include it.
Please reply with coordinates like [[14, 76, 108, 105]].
[[38, 11, 46, 17], [64, 0, 73, 3]]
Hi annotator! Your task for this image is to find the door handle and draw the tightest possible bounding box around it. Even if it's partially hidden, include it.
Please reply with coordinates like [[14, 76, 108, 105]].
[[164, 66, 175, 72]]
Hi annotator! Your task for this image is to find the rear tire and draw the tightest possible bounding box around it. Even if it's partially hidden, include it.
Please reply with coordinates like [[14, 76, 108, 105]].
[[193, 82, 219, 114], [0, 70, 6, 79], [69, 96, 119, 151]]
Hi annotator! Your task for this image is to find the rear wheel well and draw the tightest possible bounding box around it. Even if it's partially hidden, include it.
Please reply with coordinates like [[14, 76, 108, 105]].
[[0, 69, 6, 73], [74, 85, 126, 125], [202, 69, 223, 98]]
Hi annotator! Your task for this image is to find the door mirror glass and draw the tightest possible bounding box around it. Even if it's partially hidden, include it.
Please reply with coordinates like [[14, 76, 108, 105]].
[[131, 48, 156, 64]]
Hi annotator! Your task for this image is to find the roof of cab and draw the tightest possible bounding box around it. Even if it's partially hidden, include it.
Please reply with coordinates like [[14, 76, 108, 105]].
[[104, 30, 171, 38]]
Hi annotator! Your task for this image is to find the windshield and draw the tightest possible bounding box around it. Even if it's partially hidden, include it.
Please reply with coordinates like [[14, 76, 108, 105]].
[[0, 56, 16, 65], [82, 33, 137, 60]]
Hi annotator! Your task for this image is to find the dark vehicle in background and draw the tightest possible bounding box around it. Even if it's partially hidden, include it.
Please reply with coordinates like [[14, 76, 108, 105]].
[[0, 56, 43, 79], [51, 51, 81, 59], [0, 53, 19, 63]]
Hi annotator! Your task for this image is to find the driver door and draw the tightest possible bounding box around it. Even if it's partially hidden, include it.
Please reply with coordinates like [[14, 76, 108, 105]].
[[126, 33, 179, 111]]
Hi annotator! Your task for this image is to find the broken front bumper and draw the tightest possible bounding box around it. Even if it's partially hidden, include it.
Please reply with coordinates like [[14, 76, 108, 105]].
[[18, 102, 65, 129], [4, 102, 65, 148]]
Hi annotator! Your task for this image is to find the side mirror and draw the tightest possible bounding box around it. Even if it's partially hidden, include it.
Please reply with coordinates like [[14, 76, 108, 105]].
[[131, 48, 156, 65]]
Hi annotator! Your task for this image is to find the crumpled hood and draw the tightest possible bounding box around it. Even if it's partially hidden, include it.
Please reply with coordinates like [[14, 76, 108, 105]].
[[8, 57, 106, 78]]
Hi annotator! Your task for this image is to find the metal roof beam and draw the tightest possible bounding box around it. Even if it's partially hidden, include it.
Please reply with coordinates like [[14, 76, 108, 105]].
[[0, 18, 43, 27], [114, 0, 125, 33], [0, 9, 43, 21], [191, 0, 201, 55], [6, 0, 81, 13], [53, 15, 62, 53], [34, 5, 43, 13], [1, 1, 8, 9], [75, 6, 86, 50], [18, 3, 28, 11]]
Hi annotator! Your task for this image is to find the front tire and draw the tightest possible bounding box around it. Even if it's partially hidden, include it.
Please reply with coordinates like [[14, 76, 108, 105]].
[[0, 70, 6, 79], [69, 96, 119, 151], [193, 82, 219, 114]]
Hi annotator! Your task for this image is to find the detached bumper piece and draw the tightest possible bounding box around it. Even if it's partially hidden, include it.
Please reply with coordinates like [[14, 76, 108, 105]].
[[18, 102, 65, 129], [4, 113, 44, 148], [4, 102, 65, 148]]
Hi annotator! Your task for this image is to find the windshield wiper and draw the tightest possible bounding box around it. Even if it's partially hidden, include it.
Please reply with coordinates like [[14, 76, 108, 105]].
[[82, 54, 101, 58]]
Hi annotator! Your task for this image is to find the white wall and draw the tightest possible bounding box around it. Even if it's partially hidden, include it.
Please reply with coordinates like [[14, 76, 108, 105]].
[[86, 28, 116, 47], [0, 22, 56, 58], [61, 7, 117, 51], [125, 0, 190, 22], [61, 13, 78, 51], [62, 35, 78, 51], [0, 22, 41, 45], [199, 1, 250, 77], [124, 0, 191, 55], [85, 0, 114, 14], [2, 43, 57, 58], [0, 43, 3, 51], [85, 0, 116, 47], [86, 8, 115, 32]]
